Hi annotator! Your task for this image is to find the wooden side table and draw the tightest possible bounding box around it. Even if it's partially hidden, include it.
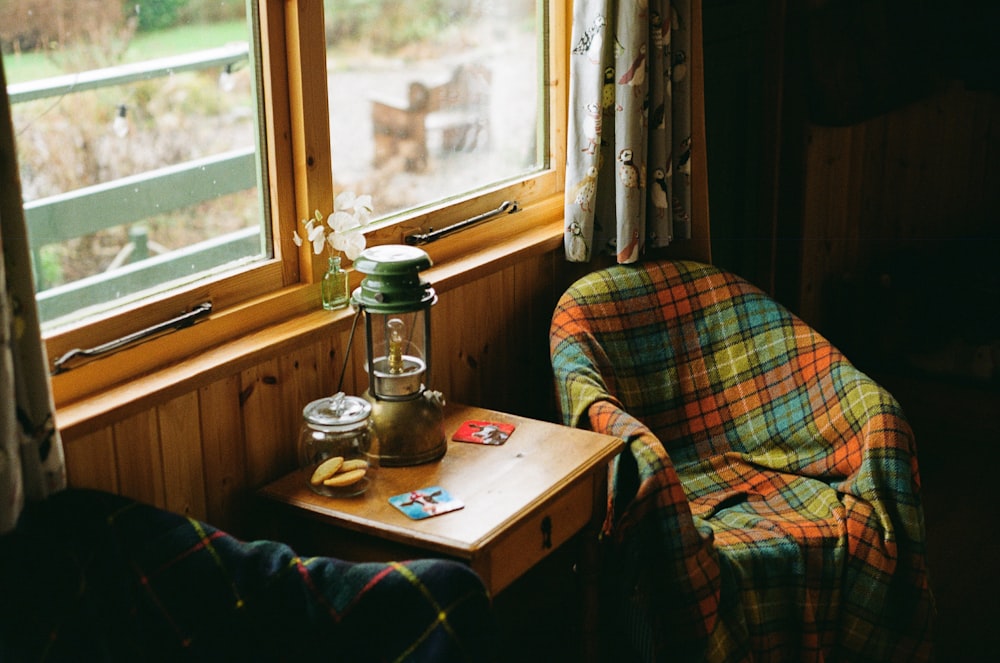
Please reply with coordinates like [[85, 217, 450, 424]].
[[258, 402, 622, 656]]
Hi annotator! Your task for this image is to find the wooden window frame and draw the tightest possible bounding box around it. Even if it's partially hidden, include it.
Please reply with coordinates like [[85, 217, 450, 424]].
[[51, 0, 568, 436]]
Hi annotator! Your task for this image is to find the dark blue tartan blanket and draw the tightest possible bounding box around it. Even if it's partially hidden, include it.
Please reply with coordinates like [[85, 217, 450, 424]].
[[0, 489, 496, 662]]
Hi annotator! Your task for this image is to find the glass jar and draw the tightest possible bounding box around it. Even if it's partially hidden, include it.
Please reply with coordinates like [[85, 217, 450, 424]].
[[297, 393, 378, 497]]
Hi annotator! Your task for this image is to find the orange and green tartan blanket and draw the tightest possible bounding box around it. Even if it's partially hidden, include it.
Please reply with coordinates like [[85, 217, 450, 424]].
[[550, 260, 935, 662]]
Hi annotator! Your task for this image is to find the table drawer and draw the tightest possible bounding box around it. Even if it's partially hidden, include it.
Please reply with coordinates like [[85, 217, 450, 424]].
[[482, 474, 596, 594]]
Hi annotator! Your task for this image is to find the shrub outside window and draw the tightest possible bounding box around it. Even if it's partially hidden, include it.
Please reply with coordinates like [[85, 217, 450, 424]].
[[5, 1, 267, 331]]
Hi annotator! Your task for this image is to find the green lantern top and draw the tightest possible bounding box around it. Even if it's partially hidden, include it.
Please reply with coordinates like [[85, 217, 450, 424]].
[[350, 245, 436, 314]]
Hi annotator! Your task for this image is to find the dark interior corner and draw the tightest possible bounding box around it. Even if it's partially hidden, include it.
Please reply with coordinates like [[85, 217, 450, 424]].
[[702, 0, 1000, 658]]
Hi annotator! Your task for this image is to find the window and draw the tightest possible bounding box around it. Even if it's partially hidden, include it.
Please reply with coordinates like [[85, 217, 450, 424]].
[[5, 1, 269, 330], [323, 0, 545, 219], [2, 0, 564, 402]]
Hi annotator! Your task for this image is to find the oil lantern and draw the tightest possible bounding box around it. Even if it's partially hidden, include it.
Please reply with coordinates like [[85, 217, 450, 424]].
[[350, 245, 446, 466]]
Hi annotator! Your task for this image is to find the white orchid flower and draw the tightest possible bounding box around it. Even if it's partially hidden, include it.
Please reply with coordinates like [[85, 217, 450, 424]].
[[295, 193, 372, 262], [329, 210, 357, 232], [306, 220, 326, 254], [334, 191, 357, 212], [330, 230, 364, 261], [353, 194, 373, 215]]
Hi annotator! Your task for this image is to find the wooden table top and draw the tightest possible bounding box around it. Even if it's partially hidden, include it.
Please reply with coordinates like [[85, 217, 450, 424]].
[[259, 402, 623, 561]]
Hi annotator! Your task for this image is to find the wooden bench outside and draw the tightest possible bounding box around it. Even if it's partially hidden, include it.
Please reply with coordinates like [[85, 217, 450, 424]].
[[371, 63, 491, 173]]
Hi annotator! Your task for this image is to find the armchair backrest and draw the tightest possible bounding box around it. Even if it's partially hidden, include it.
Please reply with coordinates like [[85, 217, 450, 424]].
[[551, 260, 888, 467]]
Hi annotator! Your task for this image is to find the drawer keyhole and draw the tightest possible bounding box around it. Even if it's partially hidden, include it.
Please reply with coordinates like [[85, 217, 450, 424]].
[[541, 515, 553, 549]]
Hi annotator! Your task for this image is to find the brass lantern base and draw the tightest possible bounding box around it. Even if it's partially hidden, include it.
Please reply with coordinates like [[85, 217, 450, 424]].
[[365, 390, 446, 466]]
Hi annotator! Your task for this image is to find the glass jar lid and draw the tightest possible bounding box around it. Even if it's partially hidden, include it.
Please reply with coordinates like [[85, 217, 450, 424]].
[[303, 392, 371, 430]]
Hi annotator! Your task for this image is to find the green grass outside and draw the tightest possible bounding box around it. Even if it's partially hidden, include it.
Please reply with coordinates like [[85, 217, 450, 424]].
[[2, 20, 250, 84]]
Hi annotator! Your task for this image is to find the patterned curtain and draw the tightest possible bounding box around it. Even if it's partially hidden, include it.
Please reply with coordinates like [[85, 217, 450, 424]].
[[1, 56, 66, 534], [564, 0, 693, 263]]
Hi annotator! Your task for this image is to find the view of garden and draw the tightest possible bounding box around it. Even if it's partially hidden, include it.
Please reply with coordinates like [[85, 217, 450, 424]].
[[3, 1, 258, 304]]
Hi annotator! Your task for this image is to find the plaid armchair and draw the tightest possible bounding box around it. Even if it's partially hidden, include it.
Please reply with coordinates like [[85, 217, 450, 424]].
[[550, 260, 935, 662]]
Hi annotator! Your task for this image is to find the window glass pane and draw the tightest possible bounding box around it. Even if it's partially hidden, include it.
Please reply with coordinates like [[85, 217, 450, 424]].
[[324, 0, 544, 217], [2, 0, 266, 329]]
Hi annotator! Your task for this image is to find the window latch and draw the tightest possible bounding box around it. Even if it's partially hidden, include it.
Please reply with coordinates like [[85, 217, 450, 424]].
[[51, 301, 212, 375], [404, 200, 519, 246]]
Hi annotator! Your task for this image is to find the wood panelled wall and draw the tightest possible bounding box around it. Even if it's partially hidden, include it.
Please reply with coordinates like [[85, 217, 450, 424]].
[[60, 251, 591, 537], [791, 82, 1000, 337], [702, 1, 1000, 342]]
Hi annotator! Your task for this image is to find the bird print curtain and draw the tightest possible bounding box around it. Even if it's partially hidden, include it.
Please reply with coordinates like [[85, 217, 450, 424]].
[[1, 56, 66, 534], [564, 0, 693, 263]]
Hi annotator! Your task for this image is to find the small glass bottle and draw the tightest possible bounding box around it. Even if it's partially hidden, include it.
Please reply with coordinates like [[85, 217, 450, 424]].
[[298, 393, 378, 497], [321, 255, 350, 310]]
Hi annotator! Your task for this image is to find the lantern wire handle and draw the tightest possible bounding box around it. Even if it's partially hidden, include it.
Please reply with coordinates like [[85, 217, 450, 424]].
[[336, 308, 363, 394]]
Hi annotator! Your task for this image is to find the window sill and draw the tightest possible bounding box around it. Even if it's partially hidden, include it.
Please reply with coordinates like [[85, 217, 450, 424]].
[[54, 195, 564, 439]]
